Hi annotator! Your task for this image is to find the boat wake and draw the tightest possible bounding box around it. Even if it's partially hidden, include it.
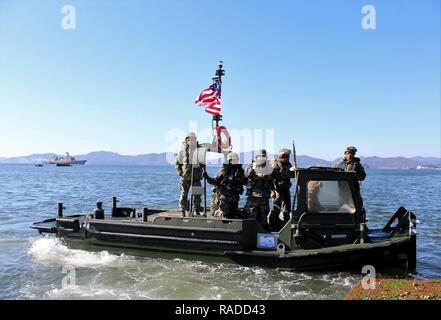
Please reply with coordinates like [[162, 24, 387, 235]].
[[28, 237, 131, 268], [25, 237, 359, 300]]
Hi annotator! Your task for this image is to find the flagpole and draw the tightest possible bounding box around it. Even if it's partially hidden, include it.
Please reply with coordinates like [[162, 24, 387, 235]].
[[212, 61, 225, 153]]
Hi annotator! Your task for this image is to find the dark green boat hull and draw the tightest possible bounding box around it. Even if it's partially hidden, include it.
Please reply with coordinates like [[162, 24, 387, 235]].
[[33, 213, 414, 271]]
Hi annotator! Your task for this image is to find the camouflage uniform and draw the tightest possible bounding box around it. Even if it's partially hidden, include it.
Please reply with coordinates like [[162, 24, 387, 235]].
[[175, 135, 203, 215], [268, 150, 294, 231], [205, 163, 245, 219], [335, 151, 366, 187], [244, 151, 273, 231], [335, 157, 366, 183], [210, 187, 219, 215], [334, 146, 366, 207]]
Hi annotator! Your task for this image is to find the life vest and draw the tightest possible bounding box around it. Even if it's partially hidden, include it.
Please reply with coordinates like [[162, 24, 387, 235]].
[[212, 126, 231, 151]]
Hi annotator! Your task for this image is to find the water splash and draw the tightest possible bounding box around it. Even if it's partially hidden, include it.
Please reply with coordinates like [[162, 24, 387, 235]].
[[28, 237, 130, 268]]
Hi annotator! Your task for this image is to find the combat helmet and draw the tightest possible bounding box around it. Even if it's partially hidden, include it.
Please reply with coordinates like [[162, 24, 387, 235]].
[[186, 132, 197, 139], [278, 148, 291, 157], [227, 152, 240, 164], [255, 149, 267, 165], [344, 146, 357, 154]]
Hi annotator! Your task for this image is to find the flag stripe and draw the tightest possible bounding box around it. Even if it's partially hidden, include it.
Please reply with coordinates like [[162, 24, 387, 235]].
[[205, 101, 221, 115], [205, 107, 221, 115], [195, 81, 222, 115], [195, 91, 219, 105], [200, 96, 219, 104]]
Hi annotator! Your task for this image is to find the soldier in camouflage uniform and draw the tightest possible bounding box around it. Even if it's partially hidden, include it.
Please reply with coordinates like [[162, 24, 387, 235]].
[[268, 148, 294, 231], [210, 186, 219, 216], [204, 152, 245, 219], [334, 146, 366, 183], [175, 132, 203, 216], [244, 149, 274, 231], [334, 146, 366, 206]]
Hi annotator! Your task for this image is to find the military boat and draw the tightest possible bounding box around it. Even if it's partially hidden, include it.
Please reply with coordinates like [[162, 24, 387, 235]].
[[44, 152, 87, 165], [30, 166, 417, 271], [30, 63, 418, 271]]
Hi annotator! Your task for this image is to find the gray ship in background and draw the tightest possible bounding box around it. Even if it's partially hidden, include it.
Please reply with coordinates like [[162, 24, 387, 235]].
[[44, 152, 87, 165]]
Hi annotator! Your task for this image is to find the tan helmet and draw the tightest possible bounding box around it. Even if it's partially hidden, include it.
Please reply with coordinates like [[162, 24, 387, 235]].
[[255, 149, 267, 157], [344, 146, 357, 154], [186, 132, 196, 139], [227, 152, 239, 164], [278, 148, 291, 156], [255, 149, 267, 165]]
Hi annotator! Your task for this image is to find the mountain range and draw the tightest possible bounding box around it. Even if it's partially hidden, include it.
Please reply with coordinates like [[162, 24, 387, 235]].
[[0, 151, 440, 169]]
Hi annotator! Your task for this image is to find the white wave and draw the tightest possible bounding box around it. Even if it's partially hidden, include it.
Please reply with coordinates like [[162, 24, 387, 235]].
[[28, 237, 130, 268], [45, 286, 139, 300]]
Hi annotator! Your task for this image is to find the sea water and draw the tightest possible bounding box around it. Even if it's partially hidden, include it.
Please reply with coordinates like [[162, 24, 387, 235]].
[[0, 164, 439, 299]]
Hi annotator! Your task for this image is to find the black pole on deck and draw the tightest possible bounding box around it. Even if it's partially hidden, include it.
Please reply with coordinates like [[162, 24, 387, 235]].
[[112, 196, 119, 217], [200, 61, 225, 215], [57, 203, 65, 217], [203, 164, 207, 215]]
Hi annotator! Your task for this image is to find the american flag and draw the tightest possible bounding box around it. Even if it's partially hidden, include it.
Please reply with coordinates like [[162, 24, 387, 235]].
[[195, 81, 221, 115]]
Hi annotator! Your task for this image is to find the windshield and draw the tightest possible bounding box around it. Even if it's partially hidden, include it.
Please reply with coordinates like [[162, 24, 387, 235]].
[[307, 180, 356, 214]]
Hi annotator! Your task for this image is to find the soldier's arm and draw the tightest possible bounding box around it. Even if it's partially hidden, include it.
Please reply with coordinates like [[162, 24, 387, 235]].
[[244, 164, 254, 178], [175, 145, 184, 175], [175, 163, 183, 176], [279, 162, 293, 180], [214, 167, 224, 180], [204, 173, 220, 186], [270, 161, 280, 179], [175, 158, 182, 175], [357, 163, 367, 181], [207, 167, 224, 186]]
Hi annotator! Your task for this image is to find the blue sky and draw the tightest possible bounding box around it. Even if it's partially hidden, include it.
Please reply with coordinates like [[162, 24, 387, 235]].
[[0, 0, 439, 160]]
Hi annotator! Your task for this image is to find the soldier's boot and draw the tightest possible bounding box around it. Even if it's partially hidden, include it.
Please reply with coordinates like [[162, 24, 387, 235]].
[[193, 209, 206, 217], [198, 208, 207, 217], [214, 208, 225, 219], [193, 204, 202, 215], [193, 194, 203, 216]]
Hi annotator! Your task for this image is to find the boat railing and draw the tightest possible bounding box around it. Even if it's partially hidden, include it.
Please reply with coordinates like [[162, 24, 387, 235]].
[[382, 206, 416, 238], [152, 214, 246, 228]]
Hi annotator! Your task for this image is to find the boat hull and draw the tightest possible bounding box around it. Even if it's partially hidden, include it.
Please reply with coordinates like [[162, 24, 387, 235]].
[[47, 160, 87, 165], [224, 238, 412, 270], [32, 213, 414, 271], [61, 234, 411, 271]]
